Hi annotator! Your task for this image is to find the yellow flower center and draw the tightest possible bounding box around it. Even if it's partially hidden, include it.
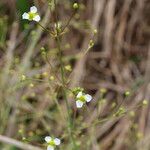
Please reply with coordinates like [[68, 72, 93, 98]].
[[28, 12, 37, 20], [48, 140, 55, 146], [78, 95, 86, 102]]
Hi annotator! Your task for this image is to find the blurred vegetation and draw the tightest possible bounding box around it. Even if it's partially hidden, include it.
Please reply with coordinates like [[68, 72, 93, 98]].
[[0, 0, 150, 150]]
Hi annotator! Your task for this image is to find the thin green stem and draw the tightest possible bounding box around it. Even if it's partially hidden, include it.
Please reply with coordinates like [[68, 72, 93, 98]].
[[53, 0, 77, 149], [37, 22, 54, 36], [61, 11, 76, 33], [55, 34, 77, 150], [37, 1, 77, 148], [45, 53, 62, 82]]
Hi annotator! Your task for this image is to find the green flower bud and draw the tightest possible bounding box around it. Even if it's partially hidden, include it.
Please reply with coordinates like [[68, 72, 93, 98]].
[[49, 76, 55, 81], [142, 99, 148, 106], [129, 111, 135, 117], [20, 75, 26, 81], [73, 3, 79, 10], [125, 91, 130, 96], [88, 40, 94, 48], [93, 29, 97, 34], [40, 47, 45, 52], [72, 87, 84, 95], [65, 65, 72, 71]]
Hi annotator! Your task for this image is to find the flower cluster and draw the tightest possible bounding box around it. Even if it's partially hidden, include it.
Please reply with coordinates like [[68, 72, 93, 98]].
[[45, 136, 61, 150], [22, 6, 41, 22], [76, 91, 92, 108]]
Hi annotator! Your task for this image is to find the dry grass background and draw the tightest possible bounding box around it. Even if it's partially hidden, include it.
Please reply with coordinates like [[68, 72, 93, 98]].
[[0, 0, 150, 150]]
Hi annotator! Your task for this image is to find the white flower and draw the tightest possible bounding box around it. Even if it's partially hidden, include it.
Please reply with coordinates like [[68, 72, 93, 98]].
[[45, 136, 61, 150], [30, 6, 37, 13], [85, 94, 92, 102], [22, 13, 29, 20], [76, 100, 84, 108], [47, 145, 54, 150], [54, 138, 61, 145], [45, 136, 52, 143], [22, 6, 41, 22], [33, 15, 41, 22], [76, 91, 92, 108]]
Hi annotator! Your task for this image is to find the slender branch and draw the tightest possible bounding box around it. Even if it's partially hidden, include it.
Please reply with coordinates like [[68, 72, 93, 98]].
[[37, 22, 54, 36], [45, 53, 62, 82], [54, 3, 77, 147], [55, 35, 77, 149], [61, 11, 76, 33]]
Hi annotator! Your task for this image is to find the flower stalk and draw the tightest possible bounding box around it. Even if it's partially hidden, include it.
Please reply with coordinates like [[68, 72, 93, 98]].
[[55, 22, 77, 149]]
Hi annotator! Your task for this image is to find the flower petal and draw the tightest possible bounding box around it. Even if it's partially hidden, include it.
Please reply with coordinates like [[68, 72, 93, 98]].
[[85, 94, 92, 102], [76, 100, 84, 108], [30, 6, 37, 13], [54, 138, 61, 145], [33, 15, 41, 22], [45, 136, 52, 143], [22, 12, 29, 20], [77, 92, 82, 98], [47, 145, 54, 150]]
